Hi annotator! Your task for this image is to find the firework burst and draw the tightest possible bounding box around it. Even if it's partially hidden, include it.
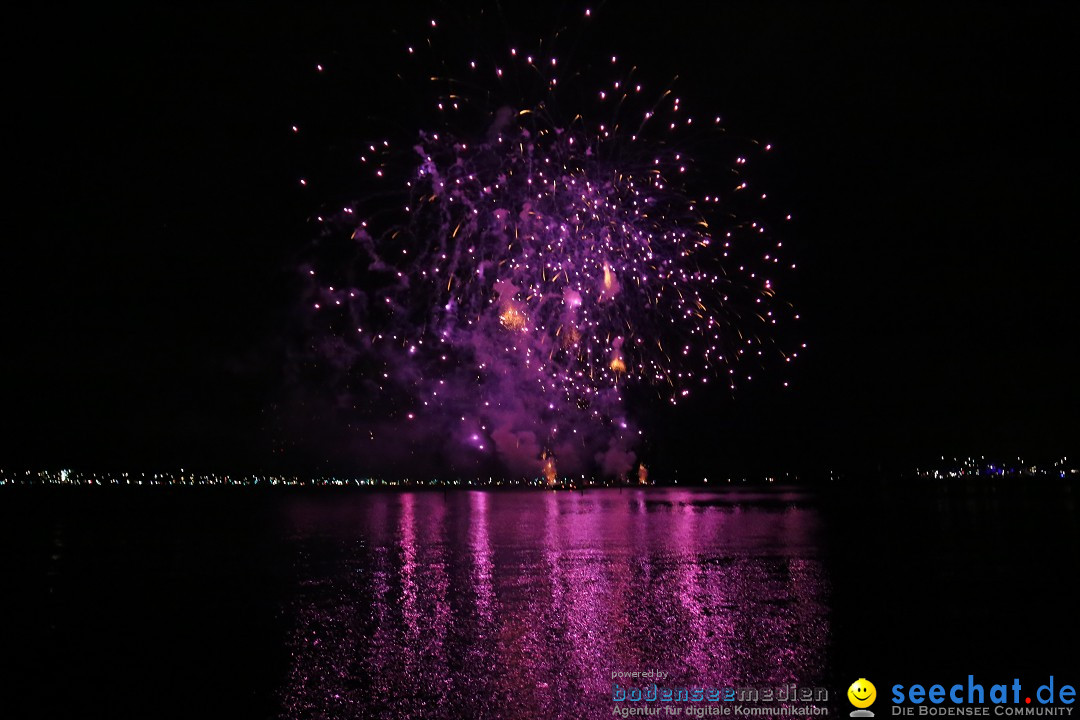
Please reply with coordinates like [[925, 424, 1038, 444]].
[[297, 11, 801, 479]]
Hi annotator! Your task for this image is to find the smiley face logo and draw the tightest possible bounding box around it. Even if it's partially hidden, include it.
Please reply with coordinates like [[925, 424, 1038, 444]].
[[848, 678, 877, 711]]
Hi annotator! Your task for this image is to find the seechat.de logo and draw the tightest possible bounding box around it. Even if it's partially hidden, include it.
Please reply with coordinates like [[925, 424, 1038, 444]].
[[849, 678, 878, 717]]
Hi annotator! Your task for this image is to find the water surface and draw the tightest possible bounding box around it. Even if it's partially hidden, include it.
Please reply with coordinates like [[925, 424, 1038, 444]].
[[279, 489, 829, 718], [4, 482, 1078, 718]]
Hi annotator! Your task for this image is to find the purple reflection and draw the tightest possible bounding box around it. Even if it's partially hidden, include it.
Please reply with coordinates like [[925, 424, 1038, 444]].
[[279, 489, 829, 719], [468, 491, 494, 625]]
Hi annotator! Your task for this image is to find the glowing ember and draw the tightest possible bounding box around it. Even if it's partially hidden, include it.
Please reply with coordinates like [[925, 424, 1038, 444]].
[[542, 452, 557, 486]]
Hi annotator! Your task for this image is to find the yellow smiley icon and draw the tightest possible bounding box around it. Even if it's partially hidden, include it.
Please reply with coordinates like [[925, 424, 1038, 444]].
[[848, 678, 877, 709]]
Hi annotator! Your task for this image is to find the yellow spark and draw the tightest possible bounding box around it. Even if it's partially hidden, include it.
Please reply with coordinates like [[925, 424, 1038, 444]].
[[499, 306, 527, 332], [603, 263, 615, 291]]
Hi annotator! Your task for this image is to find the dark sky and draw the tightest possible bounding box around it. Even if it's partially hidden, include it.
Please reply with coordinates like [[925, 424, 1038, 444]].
[[4, 2, 1076, 476]]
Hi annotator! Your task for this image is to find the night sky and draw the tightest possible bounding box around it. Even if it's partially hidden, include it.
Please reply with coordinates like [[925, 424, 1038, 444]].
[[5, 2, 1076, 476]]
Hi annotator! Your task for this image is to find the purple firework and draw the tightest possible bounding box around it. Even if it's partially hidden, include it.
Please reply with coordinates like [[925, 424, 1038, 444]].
[[300, 18, 800, 480]]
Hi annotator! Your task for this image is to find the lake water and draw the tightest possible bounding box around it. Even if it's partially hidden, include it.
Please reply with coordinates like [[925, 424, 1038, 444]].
[[2, 484, 1077, 718]]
